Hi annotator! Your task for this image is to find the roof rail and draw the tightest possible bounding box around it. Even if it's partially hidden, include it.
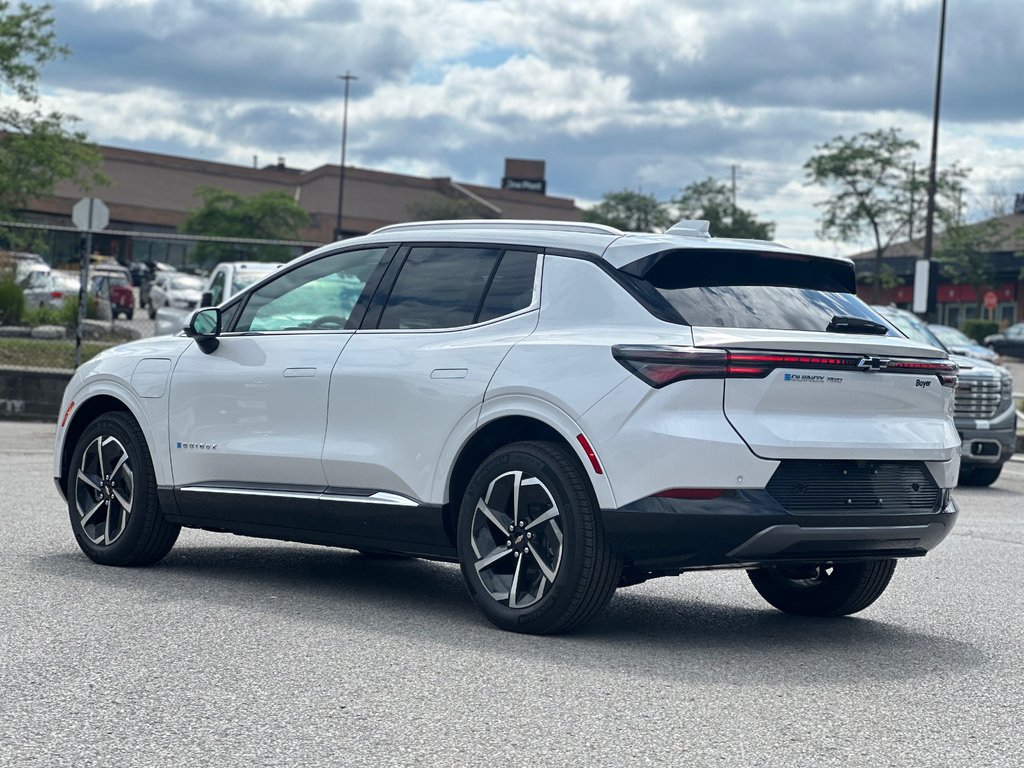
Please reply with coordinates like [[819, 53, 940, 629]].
[[665, 220, 711, 238], [370, 219, 623, 236]]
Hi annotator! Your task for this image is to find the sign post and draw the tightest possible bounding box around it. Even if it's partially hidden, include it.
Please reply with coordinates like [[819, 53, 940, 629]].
[[983, 290, 998, 320], [71, 198, 110, 368]]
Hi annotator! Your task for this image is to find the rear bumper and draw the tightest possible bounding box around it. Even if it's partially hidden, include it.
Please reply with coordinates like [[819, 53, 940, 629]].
[[601, 490, 958, 572]]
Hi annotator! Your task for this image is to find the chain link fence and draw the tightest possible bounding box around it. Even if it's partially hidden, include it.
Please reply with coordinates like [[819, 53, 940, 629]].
[[2, 226, 322, 420]]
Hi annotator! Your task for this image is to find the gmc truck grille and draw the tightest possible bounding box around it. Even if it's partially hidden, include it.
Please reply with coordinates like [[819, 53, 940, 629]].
[[954, 379, 1001, 420], [766, 460, 942, 514]]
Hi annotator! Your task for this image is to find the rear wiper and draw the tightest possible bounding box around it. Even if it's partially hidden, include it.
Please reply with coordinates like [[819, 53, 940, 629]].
[[825, 315, 890, 335]]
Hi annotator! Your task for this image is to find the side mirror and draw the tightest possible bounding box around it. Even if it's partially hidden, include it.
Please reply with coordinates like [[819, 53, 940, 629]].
[[200, 290, 213, 308], [184, 307, 221, 354]]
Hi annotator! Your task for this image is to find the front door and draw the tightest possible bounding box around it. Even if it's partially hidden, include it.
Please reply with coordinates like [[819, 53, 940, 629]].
[[167, 245, 393, 526]]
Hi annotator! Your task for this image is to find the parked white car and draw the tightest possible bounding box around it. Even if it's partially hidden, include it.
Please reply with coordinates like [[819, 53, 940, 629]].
[[147, 273, 203, 319], [23, 270, 80, 309], [53, 219, 961, 634]]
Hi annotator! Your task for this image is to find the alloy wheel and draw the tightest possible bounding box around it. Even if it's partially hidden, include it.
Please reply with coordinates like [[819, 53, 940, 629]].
[[74, 435, 135, 546], [470, 470, 563, 609]]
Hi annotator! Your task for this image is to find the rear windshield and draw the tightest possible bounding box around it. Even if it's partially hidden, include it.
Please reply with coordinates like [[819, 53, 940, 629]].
[[624, 249, 896, 334]]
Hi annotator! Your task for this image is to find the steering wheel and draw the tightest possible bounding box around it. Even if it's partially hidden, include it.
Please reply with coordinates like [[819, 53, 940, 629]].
[[307, 315, 347, 330]]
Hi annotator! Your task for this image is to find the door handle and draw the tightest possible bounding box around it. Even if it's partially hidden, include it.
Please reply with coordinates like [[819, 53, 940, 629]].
[[283, 368, 316, 378], [430, 368, 468, 379]]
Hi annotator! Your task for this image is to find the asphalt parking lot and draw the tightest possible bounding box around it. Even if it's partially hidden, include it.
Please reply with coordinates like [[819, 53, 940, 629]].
[[0, 422, 1022, 767]]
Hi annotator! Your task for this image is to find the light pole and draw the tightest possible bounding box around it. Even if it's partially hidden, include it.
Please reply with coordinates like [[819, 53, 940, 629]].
[[918, 0, 947, 318], [335, 71, 357, 241]]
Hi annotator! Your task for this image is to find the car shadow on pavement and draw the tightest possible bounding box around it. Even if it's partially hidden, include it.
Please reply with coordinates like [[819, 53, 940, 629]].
[[32, 541, 986, 686]]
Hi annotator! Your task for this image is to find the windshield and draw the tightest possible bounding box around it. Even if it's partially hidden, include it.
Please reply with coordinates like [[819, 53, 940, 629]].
[[875, 309, 947, 352], [171, 276, 203, 290], [929, 325, 971, 347], [232, 270, 275, 293]]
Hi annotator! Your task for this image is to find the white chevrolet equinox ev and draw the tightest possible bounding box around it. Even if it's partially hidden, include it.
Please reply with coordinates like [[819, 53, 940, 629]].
[[53, 220, 961, 634]]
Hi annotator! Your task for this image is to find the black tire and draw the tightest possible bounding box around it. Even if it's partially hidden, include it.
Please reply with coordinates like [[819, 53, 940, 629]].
[[147, 305, 155, 320], [126, 309, 134, 321], [747, 560, 897, 617], [958, 465, 1002, 487], [457, 440, 621, 634], [67, 412, 179, 566]]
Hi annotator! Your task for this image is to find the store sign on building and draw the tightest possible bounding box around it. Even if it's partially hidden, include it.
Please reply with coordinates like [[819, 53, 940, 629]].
[[502, 177, 546, 194]]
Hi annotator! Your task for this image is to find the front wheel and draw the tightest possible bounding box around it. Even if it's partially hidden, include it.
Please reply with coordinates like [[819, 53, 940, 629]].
[[747, 560, 896, 617], [457, 441, 621, 634], [68, 412, 180, 566]]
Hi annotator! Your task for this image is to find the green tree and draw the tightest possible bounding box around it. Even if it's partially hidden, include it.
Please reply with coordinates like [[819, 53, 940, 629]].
[[936, 221, 1002, 315], [181, 186, 311, 264], [674, 177, 774, 239], [0, 2, 103, 233], [583, 189, 671, 232], [804, 128, 966, 302]]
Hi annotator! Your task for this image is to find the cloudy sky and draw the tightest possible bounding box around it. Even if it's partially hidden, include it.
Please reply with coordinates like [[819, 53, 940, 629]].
[[21, 0, 1024, 254]]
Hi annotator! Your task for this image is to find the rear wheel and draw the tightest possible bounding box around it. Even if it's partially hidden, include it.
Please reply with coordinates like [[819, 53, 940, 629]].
[[747, 560, 896, 617], [457, 441, 621, 634], [68, 412, 179, 566], [958, 465, 1002, 487]]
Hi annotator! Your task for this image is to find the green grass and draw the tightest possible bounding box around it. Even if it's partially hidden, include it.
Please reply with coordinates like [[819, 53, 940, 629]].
[[0, 338, 112, 370]]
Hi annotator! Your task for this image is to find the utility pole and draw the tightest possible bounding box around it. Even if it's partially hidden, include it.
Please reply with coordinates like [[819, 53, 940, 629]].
[[730, 165, 738, 226], [909, 161, 916, 242], [915, 0, 947, 318], [335, 71, 357, 241]]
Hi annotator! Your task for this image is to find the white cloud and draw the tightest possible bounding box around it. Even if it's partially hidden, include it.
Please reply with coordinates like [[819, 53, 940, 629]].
[[25, 0, 1024, 253]]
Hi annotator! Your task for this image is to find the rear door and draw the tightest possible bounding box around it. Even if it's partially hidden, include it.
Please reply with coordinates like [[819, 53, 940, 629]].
[[322, 244, 541, 528]]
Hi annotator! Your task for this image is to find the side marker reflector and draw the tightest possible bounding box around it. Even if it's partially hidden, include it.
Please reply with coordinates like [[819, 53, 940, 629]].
[[61, 400, 75, 428], [576, 433, 603, 475]]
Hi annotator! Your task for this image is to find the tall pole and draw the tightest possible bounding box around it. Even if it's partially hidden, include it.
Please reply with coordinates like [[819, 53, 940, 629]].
[[922, 0, 948, 265], [334, 71, 357, 241], [915, 0, 947, 320]]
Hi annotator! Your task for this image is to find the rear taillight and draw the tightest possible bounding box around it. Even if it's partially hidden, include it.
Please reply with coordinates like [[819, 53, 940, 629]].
[[612, 345, 958, 388], [50, 291, 63, 299]]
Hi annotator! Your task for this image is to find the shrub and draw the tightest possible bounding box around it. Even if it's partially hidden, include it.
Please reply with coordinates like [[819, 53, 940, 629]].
[[963, 319, 998, 344], [22, 304, 64, 326], [59, 295, 101, 327], [0, 275, 26, 325]]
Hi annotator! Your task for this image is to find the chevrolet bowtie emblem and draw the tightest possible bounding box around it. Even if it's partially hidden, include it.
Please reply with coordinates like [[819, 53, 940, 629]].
[[857, 357, 890, 371]]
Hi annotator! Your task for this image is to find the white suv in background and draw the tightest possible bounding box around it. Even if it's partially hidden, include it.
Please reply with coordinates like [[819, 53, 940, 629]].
[[52, 220, 960, 634]]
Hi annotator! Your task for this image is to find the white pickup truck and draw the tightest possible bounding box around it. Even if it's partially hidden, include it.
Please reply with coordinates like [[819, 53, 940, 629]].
[[153, 261, 283, 335]]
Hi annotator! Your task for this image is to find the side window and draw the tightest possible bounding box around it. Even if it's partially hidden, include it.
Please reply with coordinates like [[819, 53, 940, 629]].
[[235, 247, 388, 332], [378, 246, 503, 330], [208, 270, 226, 305], [477, 250, 538, 323]]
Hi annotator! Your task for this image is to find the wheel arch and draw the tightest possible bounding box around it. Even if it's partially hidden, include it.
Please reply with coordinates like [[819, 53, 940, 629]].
[[58, 388, 162, 497], [442, 409, 615, 546]]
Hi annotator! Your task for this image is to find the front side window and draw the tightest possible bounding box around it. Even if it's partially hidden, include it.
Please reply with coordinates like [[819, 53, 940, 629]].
[[235, 247, 387, 332]]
